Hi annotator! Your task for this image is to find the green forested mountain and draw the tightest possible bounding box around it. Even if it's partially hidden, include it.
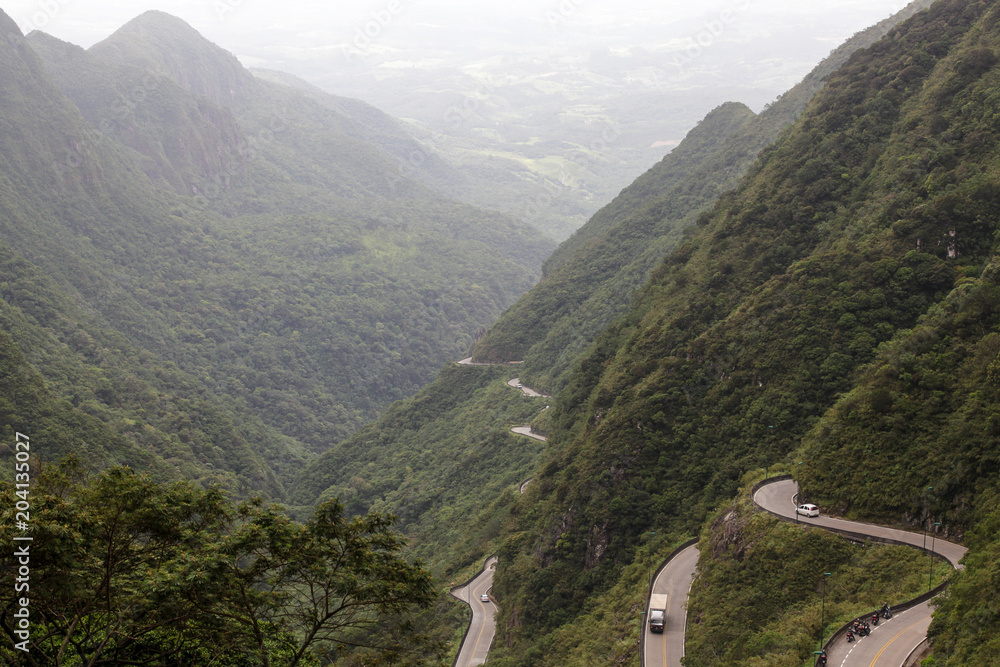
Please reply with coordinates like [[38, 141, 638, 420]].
[[291, 363, 549, 561], [470, 0, 936, 393], [483, 0, 1000, 663], [0, 8, 554, 496], [297, 0, 1000, 664], [288, 362, 555, 662], [8, 0, 1000, 664], [27, 30, 246, 195], [795, 251, 1000, 665], [248, 66, 499, 207], [88, 10, 259, 111]]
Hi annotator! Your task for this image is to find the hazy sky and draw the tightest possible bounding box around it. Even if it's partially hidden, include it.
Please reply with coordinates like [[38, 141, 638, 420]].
[[3, 1, 917, 70]]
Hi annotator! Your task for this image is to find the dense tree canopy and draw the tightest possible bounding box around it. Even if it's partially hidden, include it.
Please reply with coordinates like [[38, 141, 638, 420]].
[[0, 461, 436, 666]]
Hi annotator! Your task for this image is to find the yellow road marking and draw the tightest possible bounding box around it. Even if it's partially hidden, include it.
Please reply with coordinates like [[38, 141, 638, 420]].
[[466, 576, 491, 664], [869, 616, 925, 666]]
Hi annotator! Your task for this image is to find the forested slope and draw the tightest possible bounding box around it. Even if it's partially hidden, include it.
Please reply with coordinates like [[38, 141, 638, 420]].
[[249, 66, 491, 205], [0, 8, 553, 494], [27, 30, 246, 195], [476, 0, 1000, 663], [0, 12, 296, 493], [289, 1, 981, 662], [291, 364, 547, 563], [793, 250, 1000, 664], [0, 320, 165, 477], [470, 0, 936, 394]]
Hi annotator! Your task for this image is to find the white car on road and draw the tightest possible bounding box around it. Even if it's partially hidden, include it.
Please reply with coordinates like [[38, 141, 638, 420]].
[[796, 503, 820, 517]]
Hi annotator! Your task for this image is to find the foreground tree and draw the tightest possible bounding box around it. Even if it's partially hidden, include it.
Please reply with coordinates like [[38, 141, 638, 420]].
[[0, 459, 436, 666]]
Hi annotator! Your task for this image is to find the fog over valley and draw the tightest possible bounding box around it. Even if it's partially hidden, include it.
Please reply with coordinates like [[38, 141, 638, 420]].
[[7, 1, 998, 665], [7, 0, 914, 236]]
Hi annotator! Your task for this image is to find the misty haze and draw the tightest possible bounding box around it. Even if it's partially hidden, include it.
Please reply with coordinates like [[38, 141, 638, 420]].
[[7, 0, 912, 238], [2, 1, 992, 666]]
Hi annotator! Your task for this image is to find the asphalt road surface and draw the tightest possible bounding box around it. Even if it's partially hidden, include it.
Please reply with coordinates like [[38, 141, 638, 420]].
[[754, 479, 966, 568], [507, 377, 550, 397], [510, 425, 547, 441], [456, 357, 522, 366], [826, 600, 933, 667], [451, 557, 498, 667], [754, 479, 967, 666], [643, 543, 699, 667]]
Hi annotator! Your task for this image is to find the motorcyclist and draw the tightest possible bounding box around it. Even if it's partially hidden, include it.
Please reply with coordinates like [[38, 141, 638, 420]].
[[872, 611, 879, 626]]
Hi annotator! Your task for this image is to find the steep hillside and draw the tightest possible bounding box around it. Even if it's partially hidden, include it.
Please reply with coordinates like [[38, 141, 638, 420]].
[[28, 31, 246, 195], [89, 10, 259, 110], [682, 476, 953, 666], [477, 0, 1000, 663], [470, 101, 755, 373], [0, 9, 554, 496], [291, 364, 546, 565], [794, 251, 1000, 665], [0, 14, 295, 494], [0, 317, 165, 477], [250, 67, 478, 201], [470, 0, 937, 393], [288, 362, 554, 664]]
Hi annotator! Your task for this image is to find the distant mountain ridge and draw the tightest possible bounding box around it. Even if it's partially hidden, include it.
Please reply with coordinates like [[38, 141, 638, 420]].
[[249, 66, 491, 202], [0, 8, 554, 497], [90, 10, 258, 109], [470, 0, 937, 393], [28, 30, 246, 195]]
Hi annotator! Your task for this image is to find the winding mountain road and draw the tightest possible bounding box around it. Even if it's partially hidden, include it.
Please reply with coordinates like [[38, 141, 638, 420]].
[[754, 479, 966, 567], [753, 478, 966, 665], [450, 557, 498, 667], [510, 426, 547, 441], [829, 600, 933, 667], [643, 543, 699, 667], [456, 357, 522, 366], [508, 377, 549, 441], [449, 373, 548, 664], [507, 377, 550, 397]]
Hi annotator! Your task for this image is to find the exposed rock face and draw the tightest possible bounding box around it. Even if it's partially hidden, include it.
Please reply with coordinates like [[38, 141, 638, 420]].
[[29, 30, 247, 195]]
